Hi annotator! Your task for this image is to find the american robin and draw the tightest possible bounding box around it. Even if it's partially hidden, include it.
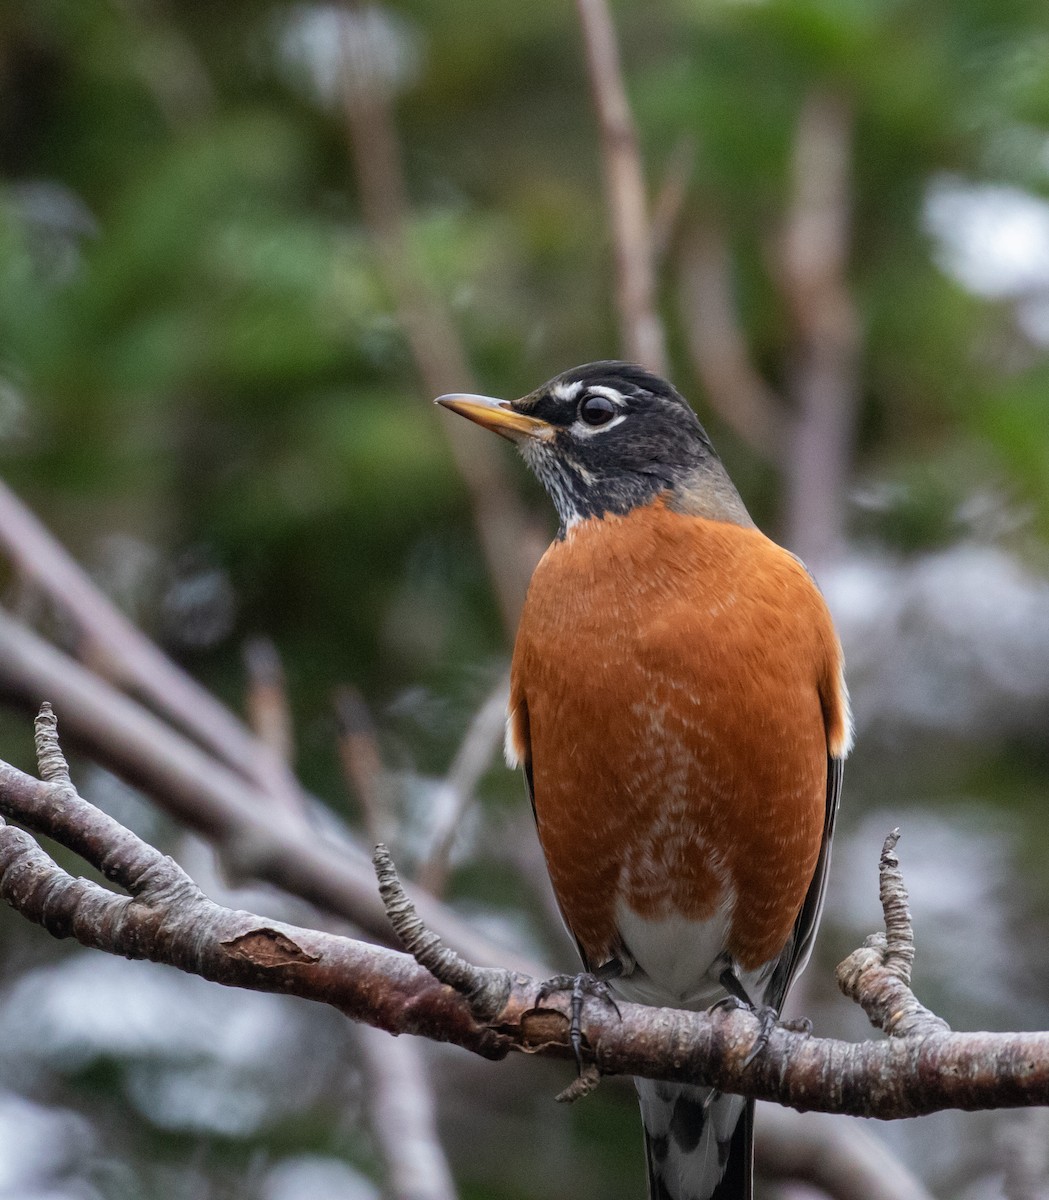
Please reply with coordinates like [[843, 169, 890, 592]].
[[437, 361, 851, 1200]]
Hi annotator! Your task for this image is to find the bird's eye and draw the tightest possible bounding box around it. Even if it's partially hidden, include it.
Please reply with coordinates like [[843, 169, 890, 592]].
[[578, 394, 617, 426]]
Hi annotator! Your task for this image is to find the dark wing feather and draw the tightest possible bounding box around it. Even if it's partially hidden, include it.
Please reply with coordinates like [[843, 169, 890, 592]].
[[764, 754, 843, 1009], [518, 720, 598, 972]]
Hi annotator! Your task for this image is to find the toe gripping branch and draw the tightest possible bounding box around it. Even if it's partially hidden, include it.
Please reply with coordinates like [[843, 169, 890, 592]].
[[537, 968, 622, 1074], [717, 966, 783, 1070], [373, 845, 621, 1100]]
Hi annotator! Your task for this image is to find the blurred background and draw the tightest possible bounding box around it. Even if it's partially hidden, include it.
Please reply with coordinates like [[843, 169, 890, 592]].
[[1, 0, 1049, 1197]]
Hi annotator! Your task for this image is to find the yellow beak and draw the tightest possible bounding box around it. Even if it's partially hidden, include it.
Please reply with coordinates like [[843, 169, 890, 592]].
[[434, 393, 553, 442]]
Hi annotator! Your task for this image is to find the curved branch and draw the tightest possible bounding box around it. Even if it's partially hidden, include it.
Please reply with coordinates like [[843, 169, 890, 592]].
[[756, 1108, 933, 1200], [836, 830, 951, 1039], [2, 718, 1049, 1120], [0, 610, 544, 977]]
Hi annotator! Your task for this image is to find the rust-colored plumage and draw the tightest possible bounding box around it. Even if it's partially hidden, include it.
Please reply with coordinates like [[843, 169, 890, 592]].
[[509, 500, 846, 974]]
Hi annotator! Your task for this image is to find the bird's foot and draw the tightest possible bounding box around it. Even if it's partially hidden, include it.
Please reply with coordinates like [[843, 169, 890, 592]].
[[715, 967, 782, 1069], [537, 968, 622, 1073], [780, 1015, 813, 1036], [741, 1004, 779, 1068]]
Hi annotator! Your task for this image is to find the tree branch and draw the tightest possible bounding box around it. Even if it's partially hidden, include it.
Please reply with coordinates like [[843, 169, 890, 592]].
[[356, 1023, 459, 1200], [3, 717, 1049, 1120], [336, 12, 540, 637], [0, 478, 305, 819], [0, 607, 544, 976], [778, 88, 861, 567], [575, 0, 667, 374], [678, 218, 786, 461], [756, 1109, 933, 1200], [417, 673, 509, 896]]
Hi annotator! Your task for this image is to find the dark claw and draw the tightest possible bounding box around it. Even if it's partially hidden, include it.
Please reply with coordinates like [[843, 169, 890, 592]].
[[741, 1005, 779, 1069], [537, 972, 621, 1074], [709, 992, 750, 1017], [780, 1015, 813, 1037], [714, 966, 787, 1068]]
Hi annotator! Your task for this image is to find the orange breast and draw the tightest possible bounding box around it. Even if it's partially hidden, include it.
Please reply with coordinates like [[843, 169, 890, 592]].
[[509, 501, 845, 972]]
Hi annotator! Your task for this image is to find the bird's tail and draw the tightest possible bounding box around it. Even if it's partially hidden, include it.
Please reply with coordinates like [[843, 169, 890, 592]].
[[636, 1079, 753, 1200]]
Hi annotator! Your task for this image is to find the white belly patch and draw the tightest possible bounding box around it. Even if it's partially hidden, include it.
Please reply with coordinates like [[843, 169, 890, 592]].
[[610, 896, 769, 1011]]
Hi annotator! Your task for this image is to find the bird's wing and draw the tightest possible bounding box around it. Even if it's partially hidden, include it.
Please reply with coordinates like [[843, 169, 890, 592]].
[[508, 688, 600, 971], [764, 752, 843, 1009]]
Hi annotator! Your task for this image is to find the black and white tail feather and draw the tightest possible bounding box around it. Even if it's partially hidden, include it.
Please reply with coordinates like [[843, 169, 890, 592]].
[[638, 1082, 751, 1200]]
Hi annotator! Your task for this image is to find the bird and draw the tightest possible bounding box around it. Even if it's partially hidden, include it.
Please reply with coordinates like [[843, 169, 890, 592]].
[[436, 361, 851, 1200]]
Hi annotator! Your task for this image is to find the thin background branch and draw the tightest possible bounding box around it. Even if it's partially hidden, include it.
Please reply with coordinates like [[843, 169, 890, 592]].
[[678, 218, 786, 461], [417, 672, 509, 897], [756, 1109, 933, 1200], [778, 89, 860, 567], [650, 136, 696, 268], [0, 477, 306, 820], [575, 0, 668, 374], [250, 651, 457, 1200], [336, 7, 542, 638]]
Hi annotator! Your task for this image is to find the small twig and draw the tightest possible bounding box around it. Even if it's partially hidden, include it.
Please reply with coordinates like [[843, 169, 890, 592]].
[[777, 88, 860, 567], [243, 637, 294, 766], [650, 136, 696, 268], [242, 637, 310, 824], [334, 685, 389, 846], [556, 1063, 602, 1104], [417, 674, 509, 896], [678, 219, 786, 462], [574, 0, 667, 374], [373, 843, 512, 1021], [34, 702, 72, 787], [878, 828, 916, 984], [836, 830, 951, 1039]]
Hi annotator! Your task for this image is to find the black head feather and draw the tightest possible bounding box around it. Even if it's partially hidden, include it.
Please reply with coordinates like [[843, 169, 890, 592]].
[[511, 361, 745, 534]]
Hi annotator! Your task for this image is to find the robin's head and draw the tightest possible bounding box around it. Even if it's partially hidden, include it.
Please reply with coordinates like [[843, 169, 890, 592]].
[[436, 361, 751, 534]]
